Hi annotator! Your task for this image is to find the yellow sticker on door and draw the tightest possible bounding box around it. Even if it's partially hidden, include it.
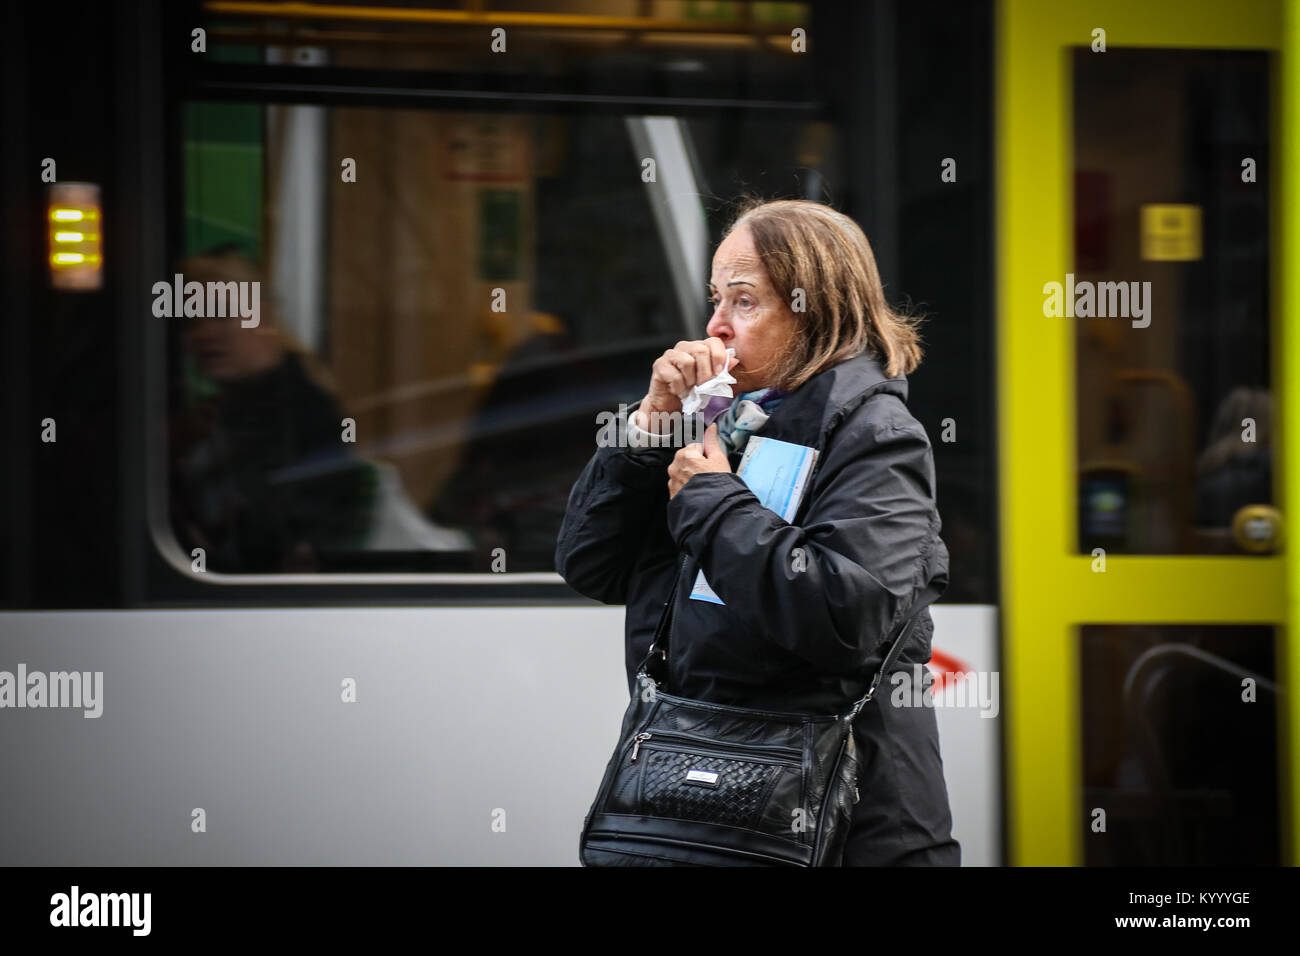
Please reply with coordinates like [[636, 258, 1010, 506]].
[[1140, 204, 1202, 261]]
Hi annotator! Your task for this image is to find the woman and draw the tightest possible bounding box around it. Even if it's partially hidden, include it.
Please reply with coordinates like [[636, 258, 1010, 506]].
[[555, 199, 959, 866], [171, 246, 372, 572]]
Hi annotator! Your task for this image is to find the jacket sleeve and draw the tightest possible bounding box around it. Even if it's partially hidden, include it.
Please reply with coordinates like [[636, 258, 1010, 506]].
[[664, 396, 947, 674], [554, 408, 678, 605]]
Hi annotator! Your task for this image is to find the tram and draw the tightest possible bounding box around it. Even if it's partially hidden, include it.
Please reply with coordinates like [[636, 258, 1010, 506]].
[[1, 0, 1295, 867]]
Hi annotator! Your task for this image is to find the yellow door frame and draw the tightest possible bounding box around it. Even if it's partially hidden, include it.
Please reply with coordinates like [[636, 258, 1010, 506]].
[[996, 0, 1297, 865]]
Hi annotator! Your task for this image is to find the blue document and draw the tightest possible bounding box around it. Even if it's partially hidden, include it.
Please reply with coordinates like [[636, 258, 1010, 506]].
[[690, 436, 819, 605]]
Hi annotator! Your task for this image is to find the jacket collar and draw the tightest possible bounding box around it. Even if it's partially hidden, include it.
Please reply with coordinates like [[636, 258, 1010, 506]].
[[763, 350, 908, 447]]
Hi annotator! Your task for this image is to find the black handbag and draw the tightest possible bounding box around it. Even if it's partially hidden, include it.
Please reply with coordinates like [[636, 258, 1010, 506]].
[[579, 565, 942, 867]]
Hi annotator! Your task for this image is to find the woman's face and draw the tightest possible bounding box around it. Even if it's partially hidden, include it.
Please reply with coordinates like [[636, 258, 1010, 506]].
[[182, 257, 283, 381], [706, 224, 797, 392]]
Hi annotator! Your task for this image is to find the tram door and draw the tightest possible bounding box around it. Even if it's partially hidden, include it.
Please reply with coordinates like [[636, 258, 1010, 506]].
[[997, 0, 1299, 865]]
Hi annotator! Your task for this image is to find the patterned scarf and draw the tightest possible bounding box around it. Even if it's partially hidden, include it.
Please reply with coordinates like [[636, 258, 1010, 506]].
[[699, 387, 789, 459]]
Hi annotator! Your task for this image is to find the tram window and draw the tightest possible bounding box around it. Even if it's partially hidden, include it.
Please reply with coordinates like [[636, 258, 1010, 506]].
[[1072, 49, 1273, 556], [1079, 624, 1279, 865], [164, 0, 997, 589], [168, 102, 835, 574]]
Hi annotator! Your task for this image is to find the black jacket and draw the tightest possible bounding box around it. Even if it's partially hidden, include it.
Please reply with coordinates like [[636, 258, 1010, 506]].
[[555, 350, 949, 715]]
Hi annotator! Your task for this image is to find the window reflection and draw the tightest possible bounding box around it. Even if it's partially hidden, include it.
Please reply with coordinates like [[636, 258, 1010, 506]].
[[1073, 48, 1273, 555], [169, 1, 998, 587], [172, 102, 834, 573], [1080, 624, 1279, 865]]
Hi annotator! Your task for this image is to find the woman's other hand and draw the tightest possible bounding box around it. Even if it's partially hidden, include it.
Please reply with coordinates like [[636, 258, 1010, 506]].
[[668, 423, 732, 498]]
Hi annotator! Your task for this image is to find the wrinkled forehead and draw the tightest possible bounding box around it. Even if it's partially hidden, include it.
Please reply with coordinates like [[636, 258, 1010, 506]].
[[709, 225, 767, 287]]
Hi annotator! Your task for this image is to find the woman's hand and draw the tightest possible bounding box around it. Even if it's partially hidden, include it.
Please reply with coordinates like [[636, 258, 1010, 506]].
[[637, 337, 736, 429], [668, 423, 732, 498]]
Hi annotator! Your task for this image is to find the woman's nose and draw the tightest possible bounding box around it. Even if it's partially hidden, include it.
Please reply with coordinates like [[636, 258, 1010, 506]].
[[706, 309, 729, 340]]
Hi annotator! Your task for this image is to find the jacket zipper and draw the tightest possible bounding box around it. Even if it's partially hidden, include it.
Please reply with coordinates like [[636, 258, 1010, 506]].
[[629, 730, 800, 763]]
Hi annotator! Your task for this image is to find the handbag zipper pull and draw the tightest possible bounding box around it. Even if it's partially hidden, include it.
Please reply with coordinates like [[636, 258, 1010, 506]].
[[631, 732, 652, 762]]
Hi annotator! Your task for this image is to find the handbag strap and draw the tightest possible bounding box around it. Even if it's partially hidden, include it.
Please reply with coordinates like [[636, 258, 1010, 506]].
[[639, 558, 944, 721], [845, 577, 945, 721]]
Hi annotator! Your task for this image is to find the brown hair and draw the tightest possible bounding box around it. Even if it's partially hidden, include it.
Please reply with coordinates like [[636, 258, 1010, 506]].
[[724, 198, 924, 390]]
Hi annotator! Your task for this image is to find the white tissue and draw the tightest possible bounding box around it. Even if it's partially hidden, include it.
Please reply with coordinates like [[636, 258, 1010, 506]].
[[681, 347, 737, 415]]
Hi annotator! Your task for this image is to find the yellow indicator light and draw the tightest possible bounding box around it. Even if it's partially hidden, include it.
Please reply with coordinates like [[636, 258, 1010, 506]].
[[47, 183, 103, 290]]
